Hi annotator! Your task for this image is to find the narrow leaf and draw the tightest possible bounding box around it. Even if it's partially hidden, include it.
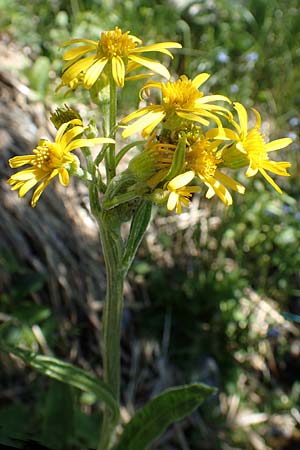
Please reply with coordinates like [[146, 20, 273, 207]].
[[114, 383, 215, 450], [41, 380, 75, 449], [164, 134, 187, 182], [0, 343, 120, 428], [122, 200, 152, 272]]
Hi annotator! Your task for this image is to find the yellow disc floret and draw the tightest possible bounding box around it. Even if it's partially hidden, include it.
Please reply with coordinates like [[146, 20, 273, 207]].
[[98, 28, 140, 58], [161, 76, 203, 111]]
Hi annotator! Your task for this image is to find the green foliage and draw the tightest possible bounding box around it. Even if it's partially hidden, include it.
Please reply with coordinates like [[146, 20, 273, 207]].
[[0, 344, 119, 426], [2, 1, 300, 449], [41, 381, 75, 449], [114, 383, 215, 450]]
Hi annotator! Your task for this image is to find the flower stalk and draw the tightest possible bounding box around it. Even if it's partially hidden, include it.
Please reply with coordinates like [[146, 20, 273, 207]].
[[6, 25, 293, 450]]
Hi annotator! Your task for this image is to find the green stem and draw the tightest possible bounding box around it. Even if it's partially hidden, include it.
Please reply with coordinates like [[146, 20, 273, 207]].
[[105, 75, 117, 184], [97, 212, 124, 450]]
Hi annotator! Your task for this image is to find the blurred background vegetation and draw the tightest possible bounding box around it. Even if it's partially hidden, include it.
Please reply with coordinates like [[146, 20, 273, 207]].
[[0, 0, 300, 449]]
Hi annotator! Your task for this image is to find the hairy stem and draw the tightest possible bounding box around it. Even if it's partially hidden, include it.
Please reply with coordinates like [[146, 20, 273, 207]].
[[97, 212, 124, 450]]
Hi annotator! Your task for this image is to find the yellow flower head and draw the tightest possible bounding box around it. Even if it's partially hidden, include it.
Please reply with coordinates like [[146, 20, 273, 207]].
[[60, 27, 182, 89], [166, 171, 200, 214], [121, 73, 231, 138], [186, 134, 245, 205], [229, 103, 292, 193], [8, 119, 114, 207]]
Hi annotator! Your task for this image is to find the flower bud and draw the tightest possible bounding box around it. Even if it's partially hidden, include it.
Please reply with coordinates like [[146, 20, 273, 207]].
[[50, 105, 82, 129], [221, 143, 249, 169]]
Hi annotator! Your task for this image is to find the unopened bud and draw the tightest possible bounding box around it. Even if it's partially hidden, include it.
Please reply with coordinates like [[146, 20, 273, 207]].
[[50, 105, 82, 129], [221, 144, 249, 169]]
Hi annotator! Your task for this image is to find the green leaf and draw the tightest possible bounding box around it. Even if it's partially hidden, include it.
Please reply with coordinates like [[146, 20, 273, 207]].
[[114, 383, 215, 450], [0, 403, 30, 447], [0, 343, 120, 429], [122, 200, 152, 272], [40, 380, 75, 450], [163, 134, 186, 182]]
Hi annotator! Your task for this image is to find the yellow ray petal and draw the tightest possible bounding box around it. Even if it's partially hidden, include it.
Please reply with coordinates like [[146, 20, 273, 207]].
[[189, 109, 224, 129], [265, 138, 292, 152], [175, 111, 210, 126], [176, 201, 182, 214], [59, 125, 85, 149], [141, 112, 167, 138], [112, 56, 125, 87], [259, 168, 282, 194], [234, 103, 248, 135], [55, 119, 82, 144], [205, 185, 215, 199], [133, 42, 182, 55], [262, 160, 291, 176], [125, 73, 154, 81], [8, 168, 39, 181], [129, 54, 170, 80], [31, 180, 49, 207], [167, 191, 178, 211], [31, 169, 59, 207], [215, 170, 245, 194], [245, 161, 258, 177], [63, 45, 97, 61], [206, 127, 239, 141], [84, 58, 108, 88], [120, 105, 159, 124], [62, 56, 97, 83], [206, 177, 233, 205], [8, 180, 23, 190], [18, 177, 39, 197], [132, 46, 172, 58], [192, 73, 210, 88], [168, 171, 195, 190], [9, 155, 35, 168], [58, 168, 70, 186], [60, 38, 98, 48], [251, 108, 262, 129], [196, 94, 231, 104], [122, 110, 165, 138]]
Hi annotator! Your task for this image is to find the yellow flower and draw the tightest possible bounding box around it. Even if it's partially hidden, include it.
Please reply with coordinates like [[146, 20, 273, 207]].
[[60, 27, 182, 89], [186, 134, 245, 205], [229, 103, 292, 193], [166, 171, 200, 214], [8, 119, 114, 207], [121, 74, 231, 138]]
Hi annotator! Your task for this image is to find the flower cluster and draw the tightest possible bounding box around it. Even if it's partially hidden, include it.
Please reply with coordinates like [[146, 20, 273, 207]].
[[122, 75, 291, 213], [8, 119, 113, 207], [8, 27, 292, 213]]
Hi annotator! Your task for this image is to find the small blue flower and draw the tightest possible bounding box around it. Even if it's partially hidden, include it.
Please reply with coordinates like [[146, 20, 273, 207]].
[[267, 327, 280, 338], [230, 84, 239, 94], [287, 131, 297, 141], [289, 117, 299, 127], [282, 204, 292, 213], [216, 51, 229, 64], [295, 211, 300, 220], [245, 51, 258, 63]]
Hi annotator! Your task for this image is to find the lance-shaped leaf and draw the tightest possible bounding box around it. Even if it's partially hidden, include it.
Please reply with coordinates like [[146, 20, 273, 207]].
[[163, 133, 187, 182], [0, 343, 120, 428], [122, 200, 152, 273], [113, 383, 215, 450]]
